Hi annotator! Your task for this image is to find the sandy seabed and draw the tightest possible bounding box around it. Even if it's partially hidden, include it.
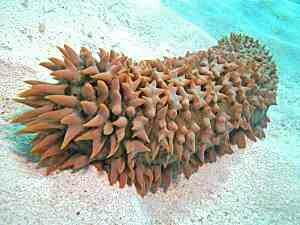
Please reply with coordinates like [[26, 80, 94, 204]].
[[0, 1, 299, 225]]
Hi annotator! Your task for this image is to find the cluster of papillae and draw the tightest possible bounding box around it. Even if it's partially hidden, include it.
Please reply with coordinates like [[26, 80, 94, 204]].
[[12, 33, 277, 196]]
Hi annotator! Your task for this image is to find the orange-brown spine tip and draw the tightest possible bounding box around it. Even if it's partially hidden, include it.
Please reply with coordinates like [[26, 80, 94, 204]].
[[46, 95, 79, 108]]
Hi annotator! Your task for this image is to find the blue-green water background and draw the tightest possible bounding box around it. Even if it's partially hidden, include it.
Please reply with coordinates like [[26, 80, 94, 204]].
[[162, 0, 300, 178]]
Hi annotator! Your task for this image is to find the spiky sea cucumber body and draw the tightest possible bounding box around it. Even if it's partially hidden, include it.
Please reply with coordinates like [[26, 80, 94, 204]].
[[12, 33, 277, 196]]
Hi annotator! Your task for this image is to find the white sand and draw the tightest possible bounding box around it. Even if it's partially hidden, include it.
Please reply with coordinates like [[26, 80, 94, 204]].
[[0, 1, 300, 225]]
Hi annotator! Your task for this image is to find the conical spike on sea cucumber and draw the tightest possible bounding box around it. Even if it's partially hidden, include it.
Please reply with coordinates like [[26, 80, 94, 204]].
[[61, 125, 84, 149], [63, 44, 81, 67], [46, 95, 79, 107]]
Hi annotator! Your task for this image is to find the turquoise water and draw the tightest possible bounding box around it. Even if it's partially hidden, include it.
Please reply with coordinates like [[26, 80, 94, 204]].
[[162, 0, 300, 177]]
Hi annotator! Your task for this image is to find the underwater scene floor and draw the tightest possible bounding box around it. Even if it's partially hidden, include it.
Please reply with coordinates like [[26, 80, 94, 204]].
[[0, 0, 300, 224]]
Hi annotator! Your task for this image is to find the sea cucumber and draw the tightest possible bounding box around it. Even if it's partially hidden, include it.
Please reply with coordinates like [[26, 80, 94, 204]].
[[12, 33, 278, 196]]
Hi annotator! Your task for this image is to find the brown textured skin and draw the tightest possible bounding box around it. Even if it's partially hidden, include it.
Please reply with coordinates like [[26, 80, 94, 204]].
[[12, 33, 277, 197]]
